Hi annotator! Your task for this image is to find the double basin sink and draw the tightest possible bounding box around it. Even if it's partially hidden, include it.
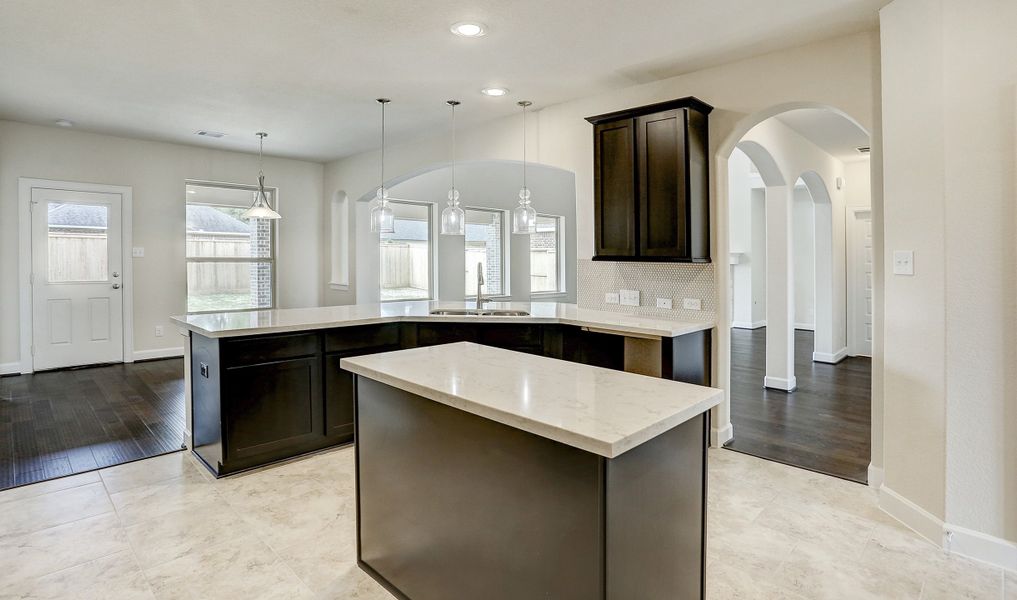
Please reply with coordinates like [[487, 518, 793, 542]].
[[429, 309, 531, 317]]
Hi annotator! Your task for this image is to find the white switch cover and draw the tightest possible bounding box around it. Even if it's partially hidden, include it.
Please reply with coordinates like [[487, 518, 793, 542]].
[[656, 298, 673, 309], [155, 326, 164, 337], [605, 292, 619, 305], [619, 289, 640, 307], [132, 247, 145, 258], [683, 298, 702, 311], [893, 250, 914, 275]]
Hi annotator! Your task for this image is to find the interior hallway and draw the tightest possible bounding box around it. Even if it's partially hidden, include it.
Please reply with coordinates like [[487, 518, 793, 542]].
[[0, 359, 185, 490], [726, 327, 871, 483]]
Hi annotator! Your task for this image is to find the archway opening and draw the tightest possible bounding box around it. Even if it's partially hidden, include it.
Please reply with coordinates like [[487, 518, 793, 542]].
[[720, 106, 873, 484]]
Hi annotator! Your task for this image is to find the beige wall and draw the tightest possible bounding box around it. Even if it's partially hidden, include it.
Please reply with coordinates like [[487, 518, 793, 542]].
[[324, 31, 882, 445], [881, 0, 1017, 551], [0, 121, 325, 368]]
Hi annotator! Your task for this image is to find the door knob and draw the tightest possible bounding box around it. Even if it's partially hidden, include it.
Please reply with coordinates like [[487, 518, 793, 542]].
[[112, 283, 121, 289]]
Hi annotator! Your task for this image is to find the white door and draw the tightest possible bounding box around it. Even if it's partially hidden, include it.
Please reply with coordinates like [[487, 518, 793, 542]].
[[848, 209, 873, 357], [31, 188, 124, 370]]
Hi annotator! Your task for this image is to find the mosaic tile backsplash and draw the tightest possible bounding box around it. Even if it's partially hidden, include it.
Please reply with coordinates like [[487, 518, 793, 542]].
[[577, 259, 717, 323]]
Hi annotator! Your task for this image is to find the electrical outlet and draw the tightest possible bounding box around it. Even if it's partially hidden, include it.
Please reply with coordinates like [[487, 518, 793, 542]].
[[683, 298, 702, 311], [620, 289, 640, 307], [155, 326, 164, 337], [605, 292, 619, 304], [893, 250, 914, 275], [132, 247, 145, 258], [656, 298, 673, 309]]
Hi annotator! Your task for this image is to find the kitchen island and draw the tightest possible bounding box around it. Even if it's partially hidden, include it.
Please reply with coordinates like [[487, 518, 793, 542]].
[[171, 301, 714, 477], [342, 342, 722, 600]]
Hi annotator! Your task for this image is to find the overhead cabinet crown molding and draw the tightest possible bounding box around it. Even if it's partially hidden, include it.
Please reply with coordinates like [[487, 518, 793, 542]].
[[587, 96, 713, 263]]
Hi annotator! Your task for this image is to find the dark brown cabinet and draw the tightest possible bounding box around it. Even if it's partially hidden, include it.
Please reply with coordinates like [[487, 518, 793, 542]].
[[587, 97, 712, 262]]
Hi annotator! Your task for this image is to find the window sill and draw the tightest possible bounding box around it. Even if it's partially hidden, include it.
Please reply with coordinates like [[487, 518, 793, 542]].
[[329, 282, 350, 291], [530, 292, 567, 301]]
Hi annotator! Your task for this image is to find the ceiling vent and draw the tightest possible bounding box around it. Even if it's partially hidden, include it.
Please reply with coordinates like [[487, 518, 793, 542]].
[[195, 130, 226, 138], [855, 146, 871, 154]]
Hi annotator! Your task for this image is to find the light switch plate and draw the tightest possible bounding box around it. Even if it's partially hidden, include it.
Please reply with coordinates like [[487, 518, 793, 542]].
[[619, 289, 640, 307], [605, 292, 619, 305], [132, 247, 145, 258], [656, 298, 673, 309], [893, 250, 914, 275], [683, 298, 702, 311]]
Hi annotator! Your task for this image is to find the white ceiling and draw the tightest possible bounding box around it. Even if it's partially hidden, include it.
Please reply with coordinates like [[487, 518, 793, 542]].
[[0, 0, 886, 162], [775, 109, 870, 162]]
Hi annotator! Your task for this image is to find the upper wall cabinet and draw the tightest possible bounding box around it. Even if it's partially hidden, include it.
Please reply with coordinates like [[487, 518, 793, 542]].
[[587, 97, 712, 262]]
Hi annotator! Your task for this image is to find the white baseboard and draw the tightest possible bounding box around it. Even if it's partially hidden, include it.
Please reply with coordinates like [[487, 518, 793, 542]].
[[731, 320, 767, 330], [813, 347, 849, 364], [183, 428, 193, 450], [944, 523, 1017, 572], [878, 485, 945, 546], [133, 347, 184, 361], [711, 422, 734, 447], [763, 375, 797, 391], [794, 322, 815, 331], [867, 463, 884, 489], [0, 362, 20, 376]]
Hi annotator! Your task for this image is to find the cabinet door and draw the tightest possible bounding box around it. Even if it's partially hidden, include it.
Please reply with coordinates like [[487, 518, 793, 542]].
[[223, 356, 324, 462], [637, 110, 688, 259], [593, 119, 637, 257]]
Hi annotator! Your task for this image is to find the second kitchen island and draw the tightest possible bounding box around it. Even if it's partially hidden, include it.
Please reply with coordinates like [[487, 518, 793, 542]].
[[343, 342, 722, 600]]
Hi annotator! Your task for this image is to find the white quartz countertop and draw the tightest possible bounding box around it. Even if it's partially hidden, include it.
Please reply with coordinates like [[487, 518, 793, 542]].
[[340, 342, 722, 458], [170, 301, 713, 339]]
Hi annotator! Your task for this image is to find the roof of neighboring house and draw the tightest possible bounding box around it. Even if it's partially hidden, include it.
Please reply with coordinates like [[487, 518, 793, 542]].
[[48, 203, 108, 228], [186, 205, 252, 234]]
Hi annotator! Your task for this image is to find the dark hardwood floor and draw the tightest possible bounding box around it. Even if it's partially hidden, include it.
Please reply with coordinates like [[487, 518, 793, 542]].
[[0, 358, 185, 490], [726, 327, 871, 483]]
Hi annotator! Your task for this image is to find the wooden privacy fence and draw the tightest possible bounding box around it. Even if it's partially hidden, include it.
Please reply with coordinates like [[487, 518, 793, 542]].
[[381, 241, 429, 290]]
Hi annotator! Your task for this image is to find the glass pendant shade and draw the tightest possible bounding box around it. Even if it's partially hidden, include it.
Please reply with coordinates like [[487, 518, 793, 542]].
[[370, 187, 394, 233], [243, 134, 282, 220], [511, 187, 537, 234], [440, 188, 465, 235]]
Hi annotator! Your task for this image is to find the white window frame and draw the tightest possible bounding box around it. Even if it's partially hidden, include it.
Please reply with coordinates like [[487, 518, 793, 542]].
[[380, 199, 435, 303], [464, 206, 510, 300], [185, 180, 278, 315], [530, 213, 567, 299]]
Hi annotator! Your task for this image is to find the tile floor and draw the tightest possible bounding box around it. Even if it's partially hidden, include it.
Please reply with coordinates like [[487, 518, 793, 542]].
[[0, 447, 1013, 599]]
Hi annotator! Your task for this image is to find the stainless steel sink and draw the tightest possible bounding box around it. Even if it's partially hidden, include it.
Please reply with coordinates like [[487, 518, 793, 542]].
[[429, 309, 530, 317]]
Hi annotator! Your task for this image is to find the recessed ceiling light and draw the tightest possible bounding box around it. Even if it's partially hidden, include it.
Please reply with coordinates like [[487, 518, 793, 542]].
[[481, 87, 508, 97], [54, 119, 74, 127], [450, 21, 486, 37]]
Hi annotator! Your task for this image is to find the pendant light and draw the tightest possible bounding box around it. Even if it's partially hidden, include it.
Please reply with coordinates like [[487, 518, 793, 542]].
[[511, 101, 536, 234], [242, 132, 282, 220], [440, 100, 465, 235], [369, 98, 395, 234]]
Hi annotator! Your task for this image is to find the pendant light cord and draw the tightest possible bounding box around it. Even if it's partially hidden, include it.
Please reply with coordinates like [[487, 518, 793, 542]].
[[258, 134, 264, 179], [448, 100, 460, 198], [380, 101, 386, 191], [521, 103, 527, 191]]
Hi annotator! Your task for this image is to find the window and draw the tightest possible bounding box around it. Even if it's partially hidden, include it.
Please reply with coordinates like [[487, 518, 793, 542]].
[[530, 214, 563, 295], [465, 208, 505, 297], [47, 202, 109, 283], [186, 183, 276, 313], [380, 201, 432, 301]]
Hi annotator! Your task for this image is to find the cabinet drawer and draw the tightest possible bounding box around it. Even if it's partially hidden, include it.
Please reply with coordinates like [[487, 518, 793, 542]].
[[222, 333, 319, 367], [325, 324, 400, 354]]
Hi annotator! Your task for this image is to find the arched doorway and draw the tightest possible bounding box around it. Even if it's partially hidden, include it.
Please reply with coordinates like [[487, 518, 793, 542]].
[[717, 105, 875, 483]]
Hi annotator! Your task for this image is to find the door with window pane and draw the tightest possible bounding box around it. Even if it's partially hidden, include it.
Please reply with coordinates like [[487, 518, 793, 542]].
[[186, 183, 275, 313], [31, 188, 124, 370]]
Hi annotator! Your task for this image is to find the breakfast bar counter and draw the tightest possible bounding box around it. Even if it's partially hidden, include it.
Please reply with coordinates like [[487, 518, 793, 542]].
[[342, 342, 722, 600]]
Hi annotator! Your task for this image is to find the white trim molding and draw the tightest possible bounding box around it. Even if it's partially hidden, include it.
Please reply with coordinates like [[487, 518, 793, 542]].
[[878, 485, 945, 546], [711, 422, 734, 447], [813, 347, 848, 364], [731, 319, 767, 330], [944, 524, 1017, 572], [867, 463, 884, 489], [763, 375, 797, 391], [0, 362, 20, 376], [133, 347, 184, 361], [794, 322, 816, 331]]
